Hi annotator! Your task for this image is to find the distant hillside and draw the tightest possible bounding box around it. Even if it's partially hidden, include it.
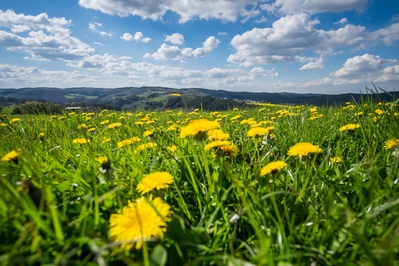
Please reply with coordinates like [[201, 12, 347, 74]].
[[0, 86, 397, 111]]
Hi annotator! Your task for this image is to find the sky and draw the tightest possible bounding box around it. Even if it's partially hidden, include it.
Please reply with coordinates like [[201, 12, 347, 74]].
[[0, 0, 398, 94]]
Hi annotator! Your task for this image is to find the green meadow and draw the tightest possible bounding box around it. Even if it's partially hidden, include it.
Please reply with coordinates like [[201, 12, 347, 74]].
[[1, 99, 399, 265]]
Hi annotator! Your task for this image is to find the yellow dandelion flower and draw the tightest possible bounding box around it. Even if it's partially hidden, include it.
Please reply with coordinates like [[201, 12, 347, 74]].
[[78, 123, 87, 129], [117, 139, 133, 148], [137, 172, 174, 194], [2, 150, 19, 163], [102, 137, 111, 144], [109, 196, 171, 250], [339, 124, 360, 132], [10, 118, 21, 123], [167, 145, 177, 152], [143, 130, 154, 137], [205, 140, 239, 156], [129, 136, 141, 142], [207, 129, 230, 141], [384, 138, 399, 150], [108, 123, 122, 129], [330, 156, 343, 163], [72, 138, 90, 144], [0, 123, 7, 127], [135, 142, 157, 153], [58, 116, 65, 120], [88, 127, 96, 133], [288, 142, 322, 157], [95, 155, 111, 170], [135, 121, 145, 125], [179, 119, 220, 139], [260, 161, 287, 175], [167, 124, 177, 131], [375, 109, 384, 115], [39, 132, 45, 140], [247, 127, 273, 138], [100, 120, 109, 125]]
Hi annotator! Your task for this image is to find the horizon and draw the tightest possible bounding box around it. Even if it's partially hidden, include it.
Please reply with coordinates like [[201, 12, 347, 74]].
[[0, 0, 398, 94]]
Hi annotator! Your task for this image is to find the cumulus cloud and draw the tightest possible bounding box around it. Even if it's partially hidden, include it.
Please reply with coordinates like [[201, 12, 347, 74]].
[[148, 36, 220, 60], [260, 0, 367, 15], [227, 13, 399, 67], [334, 17, 348, 25], [164, 33, 184, 45], [299, 57, 324, 70], [331, 54, 397, 77], [120, 32, 151, 43], [89, 22, 112, 36], [205, 66, 278, 84], [0, 9, 94, 62], [78, 0, 263, 23]]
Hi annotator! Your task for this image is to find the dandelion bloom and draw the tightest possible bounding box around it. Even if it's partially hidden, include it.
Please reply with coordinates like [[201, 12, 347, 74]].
[[117, 139, 133, 148], [137, 172, 174, 194], [109, 196, 171, 250], [95, 155, 111, 170], [339, 124, 360, 132], [247, 127, 274, 138], [10, 118, 21, 123], [100, 120, 109, 125], [102, 137, 111, 144], [288, 142, 322, 157], [384, 138, 399, 149], [38, 132, 45, 141], [143, 130, 154, 137], [2, 150, 18, 163], [109, 123, 122, 129], [88, 127, 96, 133], [205, 140, 239, 156], [72, 138, 90, 144], [0, 123, 7, 127], [330, 156, 343, 163], [78, 123, 87, 129], [260, 161, 287, 175], [135, 142, 157, 153], [179, 119, 220, 139], [207, 129, 230, 141]]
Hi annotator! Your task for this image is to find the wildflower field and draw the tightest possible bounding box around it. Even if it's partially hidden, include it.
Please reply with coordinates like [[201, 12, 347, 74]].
[[1, 98, 399, 265]]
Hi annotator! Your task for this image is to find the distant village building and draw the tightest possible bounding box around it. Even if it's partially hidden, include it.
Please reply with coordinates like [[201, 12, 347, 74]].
[[65, 107, 81, 110]]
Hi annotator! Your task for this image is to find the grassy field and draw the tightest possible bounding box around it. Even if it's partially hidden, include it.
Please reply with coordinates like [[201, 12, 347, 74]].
[[0, 98, 399, 265], [65, 93, 98, 99]]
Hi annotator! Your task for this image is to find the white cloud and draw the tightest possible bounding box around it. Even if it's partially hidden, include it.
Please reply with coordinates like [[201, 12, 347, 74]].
[[0, 10, 94, 62], [164, 33, 184, 45], [78, 0, 263, 23], [227, 13, 399, 67], [331, 54, 397, 77], [369, 23, 399, 45], [260, 0, 367, 15], [334, 17, 348, 25], [88, 22, 112, 36], [299, 57, 324, 70], [121, 32, 151, 42], [255, 16, 268, 23], [120, 33, 133, 41], [149, 36, 220, 60], [205, 66, 278, 84], [218, 32, 227, 36], [0, 63, 101, 85]]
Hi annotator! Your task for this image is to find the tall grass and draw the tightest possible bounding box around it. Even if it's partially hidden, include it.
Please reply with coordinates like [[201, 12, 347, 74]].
[[0, 99, 399, 265]]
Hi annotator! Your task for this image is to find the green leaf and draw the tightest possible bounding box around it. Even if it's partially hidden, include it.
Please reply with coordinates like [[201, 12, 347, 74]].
[[150, 244, 167, 266]]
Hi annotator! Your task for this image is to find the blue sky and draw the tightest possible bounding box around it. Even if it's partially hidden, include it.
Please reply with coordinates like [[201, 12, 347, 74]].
[[0, 0, 398, 94]]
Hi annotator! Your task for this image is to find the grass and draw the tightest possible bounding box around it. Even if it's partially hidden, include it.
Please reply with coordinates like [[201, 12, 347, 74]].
[[0, 99, 399, 265], [1, 107, 14, 114]]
